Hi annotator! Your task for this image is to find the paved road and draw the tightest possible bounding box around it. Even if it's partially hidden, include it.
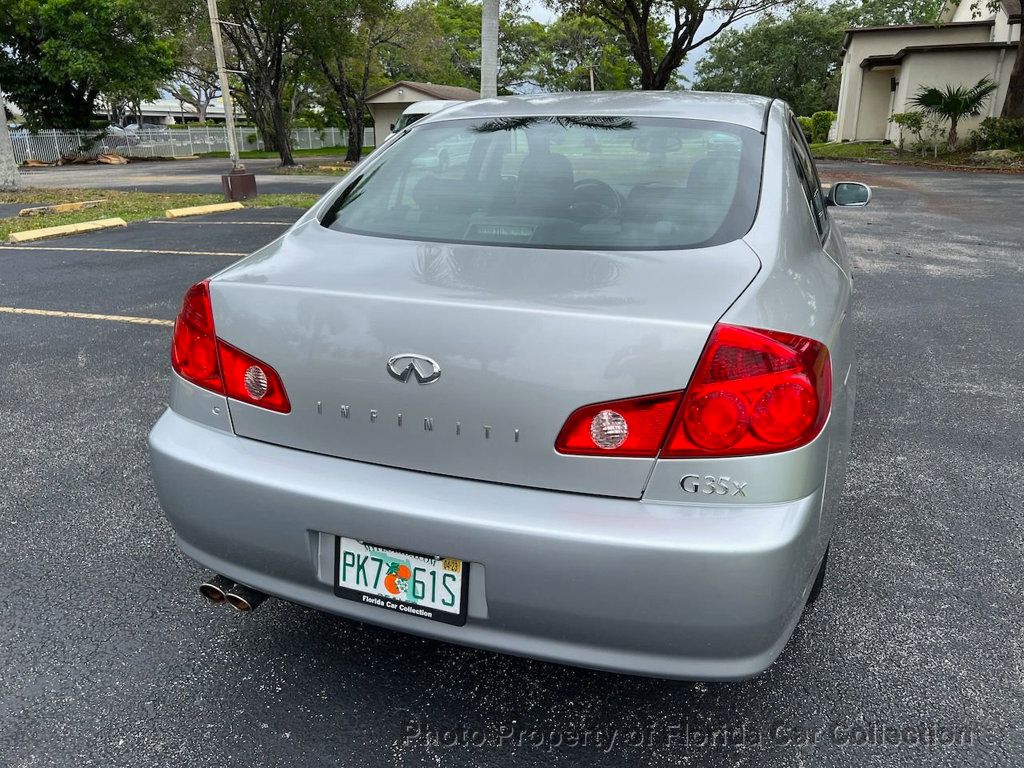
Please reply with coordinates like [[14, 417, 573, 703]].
[[1, 163, 1022, 767], [17, 156, 341, 195]]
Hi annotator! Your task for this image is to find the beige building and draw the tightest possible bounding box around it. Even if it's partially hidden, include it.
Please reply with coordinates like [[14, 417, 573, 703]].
[[834, 0, 1021, 143], [365, 81, 480, 147]]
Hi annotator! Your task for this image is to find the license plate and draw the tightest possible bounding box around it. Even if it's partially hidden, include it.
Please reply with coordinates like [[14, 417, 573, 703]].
[[334, 537, 468, 626]]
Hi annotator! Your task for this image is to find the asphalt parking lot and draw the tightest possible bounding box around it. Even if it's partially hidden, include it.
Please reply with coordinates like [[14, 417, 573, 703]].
[[1, 162, 1022, 767]]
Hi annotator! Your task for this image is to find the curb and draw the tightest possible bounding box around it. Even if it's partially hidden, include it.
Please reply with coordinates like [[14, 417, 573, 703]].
[[7, 218, 128, 243], [165, 202, 244, 218], [18, 200, 106, 217]]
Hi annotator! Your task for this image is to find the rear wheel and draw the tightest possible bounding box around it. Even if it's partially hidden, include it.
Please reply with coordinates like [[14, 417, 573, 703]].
[[806, 545, 829, 605]]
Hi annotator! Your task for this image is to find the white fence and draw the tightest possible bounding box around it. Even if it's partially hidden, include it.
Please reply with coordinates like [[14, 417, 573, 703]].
[[9, 126, 373, 164]]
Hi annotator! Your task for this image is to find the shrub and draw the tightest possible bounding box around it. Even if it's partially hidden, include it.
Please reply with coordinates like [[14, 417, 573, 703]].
[[970, 116, 1024, 150], [889, 111, 925, 152], [810, 111, 836, 144], [796, 116, 813, 141]]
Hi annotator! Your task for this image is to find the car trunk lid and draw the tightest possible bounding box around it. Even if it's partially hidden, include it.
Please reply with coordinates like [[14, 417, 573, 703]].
[[208, 222, 760, 498]]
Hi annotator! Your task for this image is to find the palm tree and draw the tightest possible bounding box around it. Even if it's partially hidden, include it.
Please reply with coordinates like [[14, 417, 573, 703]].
[[480, 0, 499, 98], [0, 83, 20, 191], [910, 77, 999, 150]]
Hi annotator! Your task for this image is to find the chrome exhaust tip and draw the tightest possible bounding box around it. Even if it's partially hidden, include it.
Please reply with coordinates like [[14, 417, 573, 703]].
[[198, 574, 234, 604], [224, 584, 268, 613]]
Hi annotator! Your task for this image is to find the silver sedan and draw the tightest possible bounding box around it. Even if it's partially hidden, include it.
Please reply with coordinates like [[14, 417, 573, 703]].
[[149, 92, 870, 680]]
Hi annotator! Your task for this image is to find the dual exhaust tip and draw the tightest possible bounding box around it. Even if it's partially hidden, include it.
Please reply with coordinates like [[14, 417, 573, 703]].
[[199, 574, 268, 613]]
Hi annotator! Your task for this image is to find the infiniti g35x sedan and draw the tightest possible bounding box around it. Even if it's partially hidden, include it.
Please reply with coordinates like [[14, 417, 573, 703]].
[[149, 92, 870, 680]]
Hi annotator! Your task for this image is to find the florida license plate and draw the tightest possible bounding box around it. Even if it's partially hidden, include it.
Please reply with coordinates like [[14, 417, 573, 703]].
[[334, 537, 468, 626]]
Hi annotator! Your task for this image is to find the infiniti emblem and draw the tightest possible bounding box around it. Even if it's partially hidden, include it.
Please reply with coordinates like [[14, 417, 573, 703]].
[[387, 354, 442, 385]]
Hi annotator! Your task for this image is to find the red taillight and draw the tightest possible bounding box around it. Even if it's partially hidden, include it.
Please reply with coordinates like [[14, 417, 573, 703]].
[[171, 281, 223, 393], [554, 324, 830, 458], [555, 391, 682, 457], [217, 340, 291, 413], [170, 281, 291, 413], [665, 324, 830, 457]]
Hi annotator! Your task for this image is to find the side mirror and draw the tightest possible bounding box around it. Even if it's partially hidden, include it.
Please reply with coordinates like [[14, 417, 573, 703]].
[[389, 123, 395, 131], [826, 181, 871, 207]]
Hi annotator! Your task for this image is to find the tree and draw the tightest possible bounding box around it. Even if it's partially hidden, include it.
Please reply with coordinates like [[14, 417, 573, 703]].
[[546, 0, 796, 89], [975, 0, 1022, 117], [694, 6, 846, 115], [0, 87, 20, 190], [909, 77, 998, 149], [693, 0, 945, 115], [481, 0, 499, 96], [387, 0, 543, 93], [218, 0, 302, 165], [534, 15, 644, 91], [0, 0, 175, 128], [300, 0, 404, 162], [170, 24, 220, 122]]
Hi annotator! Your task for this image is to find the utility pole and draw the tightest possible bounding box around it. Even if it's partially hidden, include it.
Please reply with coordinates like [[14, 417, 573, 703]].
[[0, 83, 20, 191], [480, 0, 499, 98], [206, 0, 256, 199], [589, 64, 595, 92]]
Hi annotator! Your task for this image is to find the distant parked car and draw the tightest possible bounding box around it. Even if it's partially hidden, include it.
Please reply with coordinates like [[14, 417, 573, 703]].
[[103, 125, 140, 147], [150, 91, 872, 681], [387, 100, 464, 140]]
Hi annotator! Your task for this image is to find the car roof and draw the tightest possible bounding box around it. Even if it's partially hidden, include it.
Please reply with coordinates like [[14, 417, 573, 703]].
[[402, 100, 463, 115], [420, 91, 773, 132]]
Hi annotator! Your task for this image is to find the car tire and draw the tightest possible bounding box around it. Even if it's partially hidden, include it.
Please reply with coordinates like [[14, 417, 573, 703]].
[[806, 545, 829, 605]]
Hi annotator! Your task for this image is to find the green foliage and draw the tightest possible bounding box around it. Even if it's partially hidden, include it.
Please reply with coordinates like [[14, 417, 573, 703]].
[[548, 0, 806, 89], [382, 0, 545, 92], [693, 0, 945, 114], [910, 77, 999, 148], [970, 116, 1024, 150], [533, 14, 647, 91], [810, 111, 836, 143], [0, 0, 175, 128], [796, 116, 814, 141], [888, 111, 925, 151]]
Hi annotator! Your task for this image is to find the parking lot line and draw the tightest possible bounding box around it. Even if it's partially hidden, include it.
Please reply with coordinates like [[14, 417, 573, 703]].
[[0, 306, 173, 326], [0, 245, 246, 257]]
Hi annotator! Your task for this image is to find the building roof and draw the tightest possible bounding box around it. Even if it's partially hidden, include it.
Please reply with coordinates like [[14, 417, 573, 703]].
[[366, 81, 480, 102], [860, 40, 1018, 68], [417, 91, 774, 132], [841, 19, 994, 51]]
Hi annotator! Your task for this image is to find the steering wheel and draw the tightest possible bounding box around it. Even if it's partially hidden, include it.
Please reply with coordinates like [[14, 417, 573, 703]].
[[570, 178, 622, 220]]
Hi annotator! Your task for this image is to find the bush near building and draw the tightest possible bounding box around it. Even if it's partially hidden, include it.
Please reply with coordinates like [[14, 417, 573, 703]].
[[810, 111, 836, 144], [797, 116, 814, 141], [971, 117, 1024, 151]]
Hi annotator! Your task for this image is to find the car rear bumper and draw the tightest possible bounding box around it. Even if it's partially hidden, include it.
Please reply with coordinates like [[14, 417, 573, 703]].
[[149, 408, 827, 681]]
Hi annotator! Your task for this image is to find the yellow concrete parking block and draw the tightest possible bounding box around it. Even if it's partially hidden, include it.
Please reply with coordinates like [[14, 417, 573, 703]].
[[165, 202, 244, 219], [18, 200, 106, 217], [7, 218, 128, 243]]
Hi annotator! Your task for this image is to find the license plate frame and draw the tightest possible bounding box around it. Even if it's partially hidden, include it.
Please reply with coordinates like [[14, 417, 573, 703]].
[[333, 537, 469, 626]]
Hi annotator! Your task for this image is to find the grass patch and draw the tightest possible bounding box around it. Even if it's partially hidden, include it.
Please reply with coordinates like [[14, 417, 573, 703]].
[[810, 142, 899, 161], [810, 141, 1004, 168], [265, 164, 351, 177], [0, 188, 319, 242], [199, 145, 372, 160]]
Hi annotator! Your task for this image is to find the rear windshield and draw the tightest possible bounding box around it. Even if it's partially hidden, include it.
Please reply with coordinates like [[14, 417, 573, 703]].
[[322, 115, 764, 250], [393, 112, 428, 131]]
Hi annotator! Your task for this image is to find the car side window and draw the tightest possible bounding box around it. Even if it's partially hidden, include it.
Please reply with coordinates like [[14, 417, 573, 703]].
[[788, 118, 828, 240]]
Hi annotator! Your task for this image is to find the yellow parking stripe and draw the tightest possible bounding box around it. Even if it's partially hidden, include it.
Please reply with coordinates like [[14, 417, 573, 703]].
[[0, 306, 173, 326], [0, 245, 245, 257]]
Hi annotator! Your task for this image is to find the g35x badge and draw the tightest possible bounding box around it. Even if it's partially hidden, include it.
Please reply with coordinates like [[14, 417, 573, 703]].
[[680, 474, 748, 497]]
